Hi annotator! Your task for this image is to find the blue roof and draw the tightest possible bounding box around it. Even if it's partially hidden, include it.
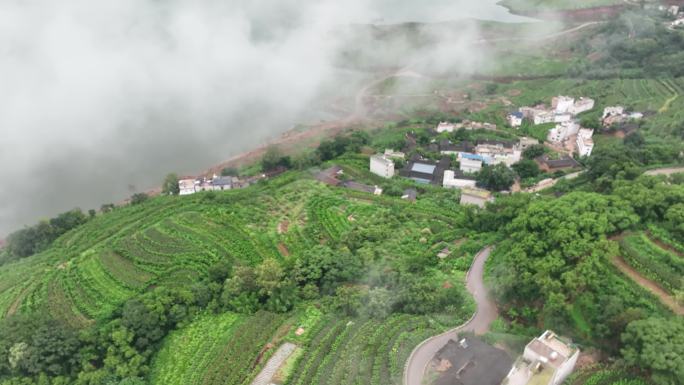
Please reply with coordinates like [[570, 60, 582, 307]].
[[411, 163, 436, 174], [510, 112, 523, 118]]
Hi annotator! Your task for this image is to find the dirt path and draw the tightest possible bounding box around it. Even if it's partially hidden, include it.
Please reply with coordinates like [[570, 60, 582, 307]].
[[251, 342, 297, 385], [404, 247, 498, 385], [611, 255, 684, 316], [644, 166, 684, 176]]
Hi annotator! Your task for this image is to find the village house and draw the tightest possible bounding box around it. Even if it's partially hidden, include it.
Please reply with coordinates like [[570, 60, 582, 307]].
[[475, 140, 521, 167], [518, 137, 540, 150], [507, 112, 523, 128], [504, 330, 579, 385], [441, 140, 474, 156], [436, 121, 456, 133], [460, 156, 483, 174], [602, 106, 643, 127], [576, 128, 595, 157], [370, 154, 395, 178], [547, 121, 580, 143], [401, 156, 450, 185], [569, 97, 595, 115], [211, 176, 234, 191], [384, 149, 405, 159], [178, 179, 198, 195], [552, 96, 575, 114], [443, 170, 477, 189], [459, 188, 493, 208], [536, 155, 580, 172]]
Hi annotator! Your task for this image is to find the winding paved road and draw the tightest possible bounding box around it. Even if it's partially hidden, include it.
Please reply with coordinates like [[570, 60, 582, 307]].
[[403, 247, 498, 385]]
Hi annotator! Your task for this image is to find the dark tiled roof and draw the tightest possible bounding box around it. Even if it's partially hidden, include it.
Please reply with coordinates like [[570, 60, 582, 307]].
[[536, 155, 580, 169]]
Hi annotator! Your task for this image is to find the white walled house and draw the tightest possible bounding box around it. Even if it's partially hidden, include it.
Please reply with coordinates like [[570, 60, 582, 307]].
[[504, 331, 579, 385], [576, 129, 595, 157], [552, 96, 575, 114], [211, 176, 234, 191], [603, 106, 625, 119], [569, 97, 595, 115], [370, 154, 395, 178], [179, 179, 197, 195], [436, 122, 455, 133], [443, 170, 477, 189], [547, 121, 580, 143], [533, 111, 555, 125], [460, 157, 483, 174], [508, 112, 523, 128], [554, 113, 573, 124]]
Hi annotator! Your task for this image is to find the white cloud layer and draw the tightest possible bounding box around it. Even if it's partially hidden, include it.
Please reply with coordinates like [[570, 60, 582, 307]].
[[0, 0, 525, 235]]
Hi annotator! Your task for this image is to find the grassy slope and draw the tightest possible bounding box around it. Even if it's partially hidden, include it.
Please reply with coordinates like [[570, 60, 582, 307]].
[[0, 166, 478, 384]]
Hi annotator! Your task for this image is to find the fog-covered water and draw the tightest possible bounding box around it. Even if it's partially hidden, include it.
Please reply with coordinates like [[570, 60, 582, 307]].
[[0, 0, 535, 237], [363, 0, 535, 24]]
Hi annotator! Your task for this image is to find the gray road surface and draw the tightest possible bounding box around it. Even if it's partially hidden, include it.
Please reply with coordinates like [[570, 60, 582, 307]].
[[403, 247, 498, 385]]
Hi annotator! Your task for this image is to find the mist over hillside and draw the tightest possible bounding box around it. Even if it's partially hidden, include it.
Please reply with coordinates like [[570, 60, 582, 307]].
[[0, 0, 527, 236]]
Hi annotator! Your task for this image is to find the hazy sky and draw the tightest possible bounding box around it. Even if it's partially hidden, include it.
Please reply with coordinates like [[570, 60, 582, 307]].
[[0, 0, 526, 236]]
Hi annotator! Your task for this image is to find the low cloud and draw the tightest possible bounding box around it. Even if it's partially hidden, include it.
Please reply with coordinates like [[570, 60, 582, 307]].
[[0, 0, 528, 235]]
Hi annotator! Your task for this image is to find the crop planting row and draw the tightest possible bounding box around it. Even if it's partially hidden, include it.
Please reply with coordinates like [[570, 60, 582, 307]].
[[647, 224, 684, 255], [286, 314, 442, 385], [620, 233, 684, 294], [580, 370, 648, 385], [200, 311, 286, 385], [150, 312, 243, 385], [306, 196, 352, 241]]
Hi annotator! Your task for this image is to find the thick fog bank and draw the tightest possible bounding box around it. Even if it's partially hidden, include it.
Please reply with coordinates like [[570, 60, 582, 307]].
[[0, 0, 524, 236]]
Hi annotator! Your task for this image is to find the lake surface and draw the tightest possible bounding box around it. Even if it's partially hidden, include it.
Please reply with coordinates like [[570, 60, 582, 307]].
[[362, 0, 536, 24]]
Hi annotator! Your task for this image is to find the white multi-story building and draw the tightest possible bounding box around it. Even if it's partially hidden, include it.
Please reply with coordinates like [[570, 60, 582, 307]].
[[436, 122, 455, 133], [553, 96, 575, 114], [533, 111, 556, 125], [547, 121, 580, 143], [460, 157, 483, 174], [576, 129, 594, 157], [569, 97, 595, 115], [370, 154, 395, 178], [443, 170, 477, 189]]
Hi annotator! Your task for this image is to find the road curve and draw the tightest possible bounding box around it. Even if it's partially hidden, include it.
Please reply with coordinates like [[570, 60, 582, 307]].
[[403, 246, 498, 385]]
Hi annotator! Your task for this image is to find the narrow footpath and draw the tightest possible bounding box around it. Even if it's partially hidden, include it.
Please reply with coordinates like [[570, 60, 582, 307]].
[[250, 342, 297, 385], [611, 256, 684, 316], [403, 247, 498, 385]]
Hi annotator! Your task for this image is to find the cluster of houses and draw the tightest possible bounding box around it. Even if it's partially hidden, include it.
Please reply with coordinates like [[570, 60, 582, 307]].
[[178, 167, 288, 196], [602, 106, 643, 127], [178, 175, 239, 195], [436, 120, 497, 133], [509, 96, 597, 157], [661, 5, 684, 28]]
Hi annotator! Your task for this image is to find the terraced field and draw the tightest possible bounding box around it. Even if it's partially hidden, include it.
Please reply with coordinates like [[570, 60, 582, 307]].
[[619, 232, 684, 296], [285, 314, 462, 385], [150, 311, 286, 385]]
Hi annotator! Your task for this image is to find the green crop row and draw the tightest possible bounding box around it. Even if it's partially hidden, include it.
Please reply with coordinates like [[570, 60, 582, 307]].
[[620, 233, 684, 294]]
